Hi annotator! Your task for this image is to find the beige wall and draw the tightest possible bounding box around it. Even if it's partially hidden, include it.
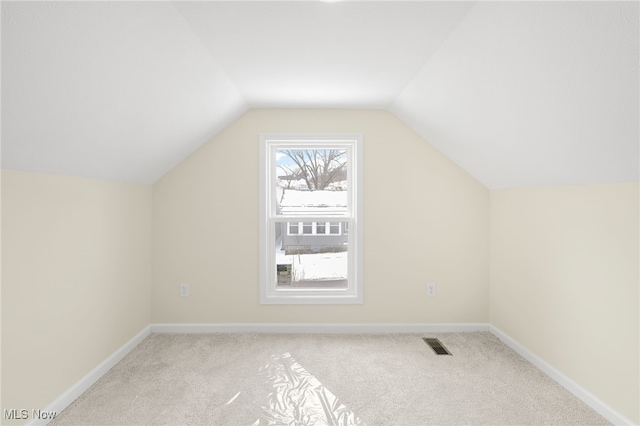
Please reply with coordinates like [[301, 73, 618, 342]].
[[152, 109, 490, 323], [490, 183, 640, 424], [1, 170, 152, 422]]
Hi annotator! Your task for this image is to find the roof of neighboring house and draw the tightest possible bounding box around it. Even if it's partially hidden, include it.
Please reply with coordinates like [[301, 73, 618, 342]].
[[279, 189, 347, 216]]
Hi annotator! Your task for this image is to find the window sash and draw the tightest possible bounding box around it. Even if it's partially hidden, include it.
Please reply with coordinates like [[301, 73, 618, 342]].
[[268, 142, 355, 220]]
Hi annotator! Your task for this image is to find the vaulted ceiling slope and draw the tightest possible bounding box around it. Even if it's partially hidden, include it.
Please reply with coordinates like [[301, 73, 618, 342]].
[[392, 1, 639, 189], [2, 1, 638, 188]]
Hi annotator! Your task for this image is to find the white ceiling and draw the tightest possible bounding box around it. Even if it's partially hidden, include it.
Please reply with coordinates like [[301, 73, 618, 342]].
[[2, 1, 638, 188], [173, 1, 473, 108]]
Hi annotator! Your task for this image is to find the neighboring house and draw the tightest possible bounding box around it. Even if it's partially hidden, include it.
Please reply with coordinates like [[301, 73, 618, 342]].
[[278, 188, 348, 254]]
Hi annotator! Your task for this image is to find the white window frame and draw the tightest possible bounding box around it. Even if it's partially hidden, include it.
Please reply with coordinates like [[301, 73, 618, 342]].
[[259, 134, 363, 304]]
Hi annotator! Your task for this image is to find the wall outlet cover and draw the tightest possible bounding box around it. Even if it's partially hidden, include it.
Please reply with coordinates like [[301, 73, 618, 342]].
[[180, 283, 190, 297], [427, 282, 436, 297]]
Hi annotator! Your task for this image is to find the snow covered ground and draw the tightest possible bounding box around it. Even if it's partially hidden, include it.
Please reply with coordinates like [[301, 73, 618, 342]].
[[276, 244, 347, 282]]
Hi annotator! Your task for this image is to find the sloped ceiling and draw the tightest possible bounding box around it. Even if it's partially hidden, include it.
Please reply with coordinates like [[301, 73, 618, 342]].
[[1, 2, 247, 184], [392, 1, 639, 189], [2, 1, 638, 188]]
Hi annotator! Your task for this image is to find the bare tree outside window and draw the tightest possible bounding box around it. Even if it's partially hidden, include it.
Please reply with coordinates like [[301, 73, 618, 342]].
[[278, 149, 347, 191]]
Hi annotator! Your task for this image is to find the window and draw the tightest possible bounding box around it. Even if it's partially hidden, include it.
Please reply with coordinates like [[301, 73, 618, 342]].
[[260, 134, 363, 304], [286, 221, 343, 236], [288, 222, 299, 235], [329, 222, 341, 235], [302, 222, 313, 235]]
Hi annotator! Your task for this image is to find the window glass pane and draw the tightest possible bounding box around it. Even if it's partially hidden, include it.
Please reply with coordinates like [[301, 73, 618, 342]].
[[288, 223, 299, 235], [302, 222, 313, 235], [316, 222, 326, 235], [329, 222, 341, 235], [275, 149, 348, 216], [275, 222, 348, 289]]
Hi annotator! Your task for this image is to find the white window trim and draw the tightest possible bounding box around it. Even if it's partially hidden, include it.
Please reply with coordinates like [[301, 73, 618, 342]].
[[259, 134, 363, 304]]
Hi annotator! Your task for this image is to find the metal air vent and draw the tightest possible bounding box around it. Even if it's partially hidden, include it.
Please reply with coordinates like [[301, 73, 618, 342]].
[[423, 338, 452, 355]]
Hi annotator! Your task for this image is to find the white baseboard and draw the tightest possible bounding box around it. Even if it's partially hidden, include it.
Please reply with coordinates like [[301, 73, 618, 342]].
[[150, 322, 490, 334], [489, 326, 634, 426], [29, 325, 152, 426]]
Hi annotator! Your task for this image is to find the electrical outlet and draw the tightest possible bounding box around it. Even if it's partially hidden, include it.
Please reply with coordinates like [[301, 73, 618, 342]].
[[427, 282, 436, 297], [179, 283, 190, 298]]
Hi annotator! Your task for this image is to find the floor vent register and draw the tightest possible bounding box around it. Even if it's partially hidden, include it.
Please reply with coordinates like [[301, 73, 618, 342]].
[[423, 338, 452, 355]]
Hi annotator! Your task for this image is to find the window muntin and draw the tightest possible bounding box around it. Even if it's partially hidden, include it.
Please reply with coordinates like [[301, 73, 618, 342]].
[[260, 134, 362, 304]]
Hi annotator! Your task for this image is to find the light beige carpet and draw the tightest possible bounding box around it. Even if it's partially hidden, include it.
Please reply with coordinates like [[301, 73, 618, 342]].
[[51, 332, 610, 425]]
